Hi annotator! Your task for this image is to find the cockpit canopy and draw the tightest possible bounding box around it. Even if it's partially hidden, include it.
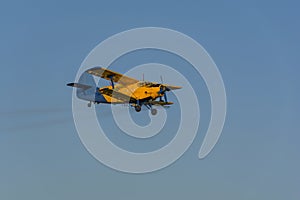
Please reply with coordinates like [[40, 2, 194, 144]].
[[137, 81, 160, 87]]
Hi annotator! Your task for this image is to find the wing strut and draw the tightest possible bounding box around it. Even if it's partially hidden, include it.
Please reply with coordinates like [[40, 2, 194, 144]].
[[108, 75, 115, 89]]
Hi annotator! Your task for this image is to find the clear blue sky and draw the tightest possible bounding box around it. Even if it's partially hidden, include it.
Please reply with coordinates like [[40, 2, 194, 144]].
[[0, 0, 299, 199]]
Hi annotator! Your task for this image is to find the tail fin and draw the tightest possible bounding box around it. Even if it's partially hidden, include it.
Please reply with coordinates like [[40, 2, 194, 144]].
[[67, 71, 97, 89], [79, 72, 97, 87], [67, 72, 98, 101]]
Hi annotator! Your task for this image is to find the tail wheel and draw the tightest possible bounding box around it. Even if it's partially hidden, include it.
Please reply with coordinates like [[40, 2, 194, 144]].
[[151, 108, 157, 115], [87, 102, 92, 107], [135, 105, 141, 112]]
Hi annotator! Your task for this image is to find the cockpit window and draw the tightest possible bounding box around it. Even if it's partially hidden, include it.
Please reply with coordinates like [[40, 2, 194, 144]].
[[137, 81, 160, 87]]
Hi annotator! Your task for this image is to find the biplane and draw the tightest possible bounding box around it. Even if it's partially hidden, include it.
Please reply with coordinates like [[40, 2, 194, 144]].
[[67, 67, 181, 115]]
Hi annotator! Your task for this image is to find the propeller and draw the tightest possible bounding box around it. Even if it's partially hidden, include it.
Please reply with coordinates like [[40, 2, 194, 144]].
[[158, 76, 169, 102]]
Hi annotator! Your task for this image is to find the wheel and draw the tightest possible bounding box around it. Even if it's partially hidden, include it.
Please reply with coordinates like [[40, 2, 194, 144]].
[[151, 108, 157, 115], [135, 105, 141, 112], [87, 102, 92, 107]]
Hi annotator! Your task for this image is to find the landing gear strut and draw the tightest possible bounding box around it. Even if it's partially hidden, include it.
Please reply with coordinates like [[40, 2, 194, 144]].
[[145, 104, 158, 116], [135, 105, 141, 112]]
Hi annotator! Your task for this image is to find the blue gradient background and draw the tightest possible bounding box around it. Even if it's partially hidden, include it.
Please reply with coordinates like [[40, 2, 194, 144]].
[[1, 0, 299, 199]]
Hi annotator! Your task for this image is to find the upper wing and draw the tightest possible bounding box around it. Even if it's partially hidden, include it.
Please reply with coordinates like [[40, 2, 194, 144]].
[[86, 67, 139, 85]]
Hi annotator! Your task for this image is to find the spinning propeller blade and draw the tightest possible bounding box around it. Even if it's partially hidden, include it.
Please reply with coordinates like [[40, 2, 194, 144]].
[[158, 75, 169, 102]]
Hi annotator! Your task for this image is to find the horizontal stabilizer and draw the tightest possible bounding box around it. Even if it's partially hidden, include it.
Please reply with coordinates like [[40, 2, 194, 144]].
[[66, 83, 92, 90]]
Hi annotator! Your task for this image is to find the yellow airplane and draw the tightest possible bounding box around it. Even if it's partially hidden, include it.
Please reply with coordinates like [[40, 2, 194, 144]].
[[67, 67, 181, 115]]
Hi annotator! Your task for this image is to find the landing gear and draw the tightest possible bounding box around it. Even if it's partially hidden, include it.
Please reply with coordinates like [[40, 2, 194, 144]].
[[151, 108, 157, 115], [135, 105, 141, 112], [87, 101, 92, 107], [133, 102, 157, 115], [146, 103, 158, 115]]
